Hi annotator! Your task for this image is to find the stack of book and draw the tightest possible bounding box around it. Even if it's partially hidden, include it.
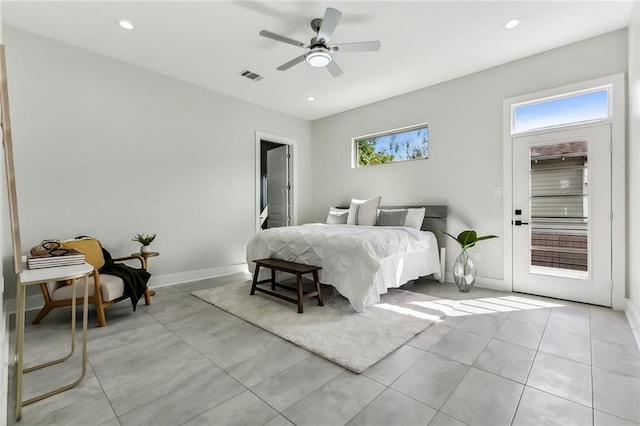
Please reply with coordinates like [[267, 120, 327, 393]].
[[27, 248, 85, 269]]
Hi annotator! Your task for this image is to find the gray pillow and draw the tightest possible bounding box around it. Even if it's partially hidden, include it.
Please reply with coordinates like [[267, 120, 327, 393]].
[[376, 209, 409, 227]]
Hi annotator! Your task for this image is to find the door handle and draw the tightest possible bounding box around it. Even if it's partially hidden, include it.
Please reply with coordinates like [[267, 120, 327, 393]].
[[512, 220, 529, 226]]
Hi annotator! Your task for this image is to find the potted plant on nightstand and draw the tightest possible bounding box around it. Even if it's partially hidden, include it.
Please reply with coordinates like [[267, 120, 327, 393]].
[[442, 230, 498, 292], [132, 233, 156, 254]]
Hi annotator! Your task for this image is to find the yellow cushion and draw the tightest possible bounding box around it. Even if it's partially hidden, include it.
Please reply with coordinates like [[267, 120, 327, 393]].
[[62, 238, 105, 270]]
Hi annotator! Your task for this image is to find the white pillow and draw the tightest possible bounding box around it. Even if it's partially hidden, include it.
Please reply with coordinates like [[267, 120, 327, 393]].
[[404, 207, 426, 229], [347, 197, 381, 226], [326, 207, 349, 224]]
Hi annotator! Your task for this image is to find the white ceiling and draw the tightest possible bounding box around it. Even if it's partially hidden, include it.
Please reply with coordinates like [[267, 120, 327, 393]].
[[1, 1, 633, 121]]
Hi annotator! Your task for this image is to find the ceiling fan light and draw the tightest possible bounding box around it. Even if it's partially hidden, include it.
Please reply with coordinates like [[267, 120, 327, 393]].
[[306, 50, 332, 67]]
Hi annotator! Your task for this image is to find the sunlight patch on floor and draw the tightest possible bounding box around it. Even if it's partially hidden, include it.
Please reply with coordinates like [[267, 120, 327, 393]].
[[406, 295, 565, 318], [373, 303, 441, 321]]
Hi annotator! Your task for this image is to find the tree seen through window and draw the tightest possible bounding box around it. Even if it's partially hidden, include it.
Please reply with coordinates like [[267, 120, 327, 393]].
[[355, 125, 428, 167]]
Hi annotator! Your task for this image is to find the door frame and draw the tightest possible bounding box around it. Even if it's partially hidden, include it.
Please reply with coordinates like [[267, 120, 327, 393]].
[[502, 73, 626, 309], [255, 131, 297, 233], [512, 125, 612, 306], [266, 144, 290, 228]]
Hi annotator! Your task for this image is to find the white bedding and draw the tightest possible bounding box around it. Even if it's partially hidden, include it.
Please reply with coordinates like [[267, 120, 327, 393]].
[[246, 224, 441, 312]]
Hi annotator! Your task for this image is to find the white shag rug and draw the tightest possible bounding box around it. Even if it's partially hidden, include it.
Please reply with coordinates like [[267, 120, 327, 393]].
[[192, 281, 443, 373]]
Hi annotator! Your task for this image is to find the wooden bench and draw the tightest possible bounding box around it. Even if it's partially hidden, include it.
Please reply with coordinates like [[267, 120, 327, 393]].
[[250, 258, 323, 313]]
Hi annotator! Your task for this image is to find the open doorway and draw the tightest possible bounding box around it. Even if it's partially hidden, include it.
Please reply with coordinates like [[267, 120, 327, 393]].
[[259, 140, 290, 229], [255, 131, 296, 232]]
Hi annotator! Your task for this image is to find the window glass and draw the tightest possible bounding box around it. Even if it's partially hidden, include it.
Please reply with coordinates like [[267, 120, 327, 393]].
[[513, 89, 609, 134], [354, 124, 428, 167], [529, 141, 589, 278]]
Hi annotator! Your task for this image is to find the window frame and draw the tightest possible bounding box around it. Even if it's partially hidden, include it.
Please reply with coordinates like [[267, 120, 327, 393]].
[[511, 85, 612, 135], [352, 122, 429, 168], [502, 72, 625, 309]]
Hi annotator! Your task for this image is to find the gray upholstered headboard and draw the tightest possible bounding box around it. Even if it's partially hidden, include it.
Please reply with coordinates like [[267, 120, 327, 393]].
[[336, 205, 448, 250], [383, 205, 447, 249]]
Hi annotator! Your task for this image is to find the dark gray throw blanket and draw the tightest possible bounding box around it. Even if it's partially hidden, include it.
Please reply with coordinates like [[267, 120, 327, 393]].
[[99, 247, 150, 311]]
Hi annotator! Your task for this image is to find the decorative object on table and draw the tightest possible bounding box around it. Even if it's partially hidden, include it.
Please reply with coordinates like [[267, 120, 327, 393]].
[[27, 240, 85, 269], [132, 233, 156, 254], [442, 230, 498, 292]]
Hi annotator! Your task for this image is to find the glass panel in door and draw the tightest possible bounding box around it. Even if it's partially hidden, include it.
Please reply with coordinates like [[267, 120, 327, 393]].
[[529, 141, 588, 279]]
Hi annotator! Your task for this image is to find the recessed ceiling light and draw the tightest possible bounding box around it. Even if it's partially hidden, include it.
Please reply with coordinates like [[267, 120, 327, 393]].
[[119, 20, 134, 30], [307, 96, 315, 101], [504, 18, 521, 30]]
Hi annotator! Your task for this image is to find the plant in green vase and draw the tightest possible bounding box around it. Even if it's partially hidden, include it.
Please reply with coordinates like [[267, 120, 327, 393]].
[[442, 230, 498, 292], [132, 233, 156, 254]]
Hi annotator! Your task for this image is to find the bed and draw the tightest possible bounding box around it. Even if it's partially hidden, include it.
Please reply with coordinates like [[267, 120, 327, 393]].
[[246, 205, 447, 312]]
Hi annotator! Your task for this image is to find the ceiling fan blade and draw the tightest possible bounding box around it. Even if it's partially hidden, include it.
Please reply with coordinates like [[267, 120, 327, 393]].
[[331, 41, 381, 53], [277, 54, 306, 71], [326, 60, 343, 77], [259, 30, 307, 48], [317, 7, 342, 44]]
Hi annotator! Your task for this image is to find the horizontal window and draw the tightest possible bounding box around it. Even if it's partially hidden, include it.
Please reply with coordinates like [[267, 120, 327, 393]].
[[353, 123, 428, 167], [512, 88, 609, 134]]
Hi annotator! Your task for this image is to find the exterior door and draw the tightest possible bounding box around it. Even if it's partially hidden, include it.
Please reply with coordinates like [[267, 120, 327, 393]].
[[512, 124, 612, 306], [266, 145, 290, 228]]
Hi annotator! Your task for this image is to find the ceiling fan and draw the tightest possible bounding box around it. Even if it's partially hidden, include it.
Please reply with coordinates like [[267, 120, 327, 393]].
[[259, 7, 381, 77]]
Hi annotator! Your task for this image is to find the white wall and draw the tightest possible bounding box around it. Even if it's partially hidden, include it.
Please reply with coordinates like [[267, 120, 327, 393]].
[[627, 1, 640, 339], [311, 30, 628, 286], [1, 26, 312, 302]]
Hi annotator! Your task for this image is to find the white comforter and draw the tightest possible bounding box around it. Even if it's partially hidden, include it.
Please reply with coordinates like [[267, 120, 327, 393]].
[[246, 224, 441, 312]]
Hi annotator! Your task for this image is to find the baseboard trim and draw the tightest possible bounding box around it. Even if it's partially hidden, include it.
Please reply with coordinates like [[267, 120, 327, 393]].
[[4, 263, 250, 314], [625, 299, 640, 350], [149, 263, 249, 289], [4, 294, 44, 315], [444, 273, 508, 292]]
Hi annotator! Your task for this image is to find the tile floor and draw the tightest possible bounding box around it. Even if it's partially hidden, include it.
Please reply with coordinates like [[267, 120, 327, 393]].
[[5, 274, 640, 426]]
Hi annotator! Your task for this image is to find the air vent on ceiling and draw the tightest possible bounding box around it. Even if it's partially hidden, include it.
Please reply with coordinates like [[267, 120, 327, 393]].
[[239, 69, 264, 82]]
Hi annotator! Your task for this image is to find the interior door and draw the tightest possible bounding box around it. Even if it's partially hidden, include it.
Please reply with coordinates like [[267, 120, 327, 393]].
[[266, 145, 289, 228], [512, 124, 612, 306]]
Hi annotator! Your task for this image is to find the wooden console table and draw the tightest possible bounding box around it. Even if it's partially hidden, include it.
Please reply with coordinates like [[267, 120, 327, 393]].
[[14, 262, 93, 421]]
